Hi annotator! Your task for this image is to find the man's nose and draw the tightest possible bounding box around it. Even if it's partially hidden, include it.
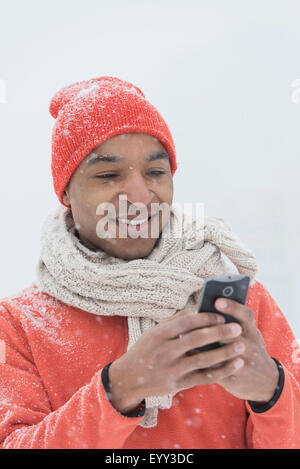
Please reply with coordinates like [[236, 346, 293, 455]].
[[122, 172, 154, 207]]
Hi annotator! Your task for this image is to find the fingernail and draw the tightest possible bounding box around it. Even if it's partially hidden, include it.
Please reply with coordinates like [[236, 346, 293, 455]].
[[230, 324, 242, 335], [217, 299, 227, 310], [234, 358, 244, 369]]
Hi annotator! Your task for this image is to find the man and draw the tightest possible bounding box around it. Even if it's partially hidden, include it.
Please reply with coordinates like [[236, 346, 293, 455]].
[[0, 76, 299, 449]]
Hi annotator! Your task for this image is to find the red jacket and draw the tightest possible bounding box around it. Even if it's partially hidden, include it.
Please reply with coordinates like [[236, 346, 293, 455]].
[[0, 279, 299, 449]]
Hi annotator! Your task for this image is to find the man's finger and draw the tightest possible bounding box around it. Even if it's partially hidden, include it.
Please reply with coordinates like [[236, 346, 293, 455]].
[[171, 322, 242, 358], [156, 311, 225, 342], [214, 298, 256, 330], [178, 340, 246, 373], [181, 356, 245, 388], [160, 309, 191, 323]]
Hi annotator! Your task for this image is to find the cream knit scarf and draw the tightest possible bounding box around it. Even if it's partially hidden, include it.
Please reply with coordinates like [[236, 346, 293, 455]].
[[36, 205, 258, 427]]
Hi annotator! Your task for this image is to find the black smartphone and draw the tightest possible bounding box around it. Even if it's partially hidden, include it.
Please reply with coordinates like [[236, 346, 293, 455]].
[[195, 274, 250, 352]]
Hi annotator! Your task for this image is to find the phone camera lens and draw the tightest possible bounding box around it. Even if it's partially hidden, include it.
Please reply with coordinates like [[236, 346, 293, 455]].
[[222, 286, 234, 297]]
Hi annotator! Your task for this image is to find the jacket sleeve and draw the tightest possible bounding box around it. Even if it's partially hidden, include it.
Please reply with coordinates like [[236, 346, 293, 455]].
[[0, 303, 143, 449], [245, 281, 300, 449]]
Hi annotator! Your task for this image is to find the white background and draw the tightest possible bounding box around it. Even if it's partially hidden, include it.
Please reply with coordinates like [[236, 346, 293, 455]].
[[0, 0, 299, 337]]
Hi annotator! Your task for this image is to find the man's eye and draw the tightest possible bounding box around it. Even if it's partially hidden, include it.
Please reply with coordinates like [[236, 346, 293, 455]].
[[150, 171, 165, 176], [95, 174, 118, 179], [96, 171, 165, 178]]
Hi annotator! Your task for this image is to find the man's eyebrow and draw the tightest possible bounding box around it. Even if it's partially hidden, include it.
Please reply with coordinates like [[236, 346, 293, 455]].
[[147, 152, 170, 163], [85, 151, 169, 167]]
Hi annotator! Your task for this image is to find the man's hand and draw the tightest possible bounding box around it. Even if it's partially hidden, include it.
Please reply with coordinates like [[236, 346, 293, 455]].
[[213, 298, 279, 403], [108, 308, 251, 414]]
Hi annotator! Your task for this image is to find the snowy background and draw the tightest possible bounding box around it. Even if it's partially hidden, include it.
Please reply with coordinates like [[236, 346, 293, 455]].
[[0, 0, 299, 338]]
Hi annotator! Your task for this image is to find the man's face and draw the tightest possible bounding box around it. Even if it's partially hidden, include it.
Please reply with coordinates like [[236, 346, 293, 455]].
[[63, 132, 174, 260]]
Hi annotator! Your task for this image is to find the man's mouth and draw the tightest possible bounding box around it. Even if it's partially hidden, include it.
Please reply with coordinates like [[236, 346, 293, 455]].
[[117, 215, 151, 226], [116, 213, 158, 234]]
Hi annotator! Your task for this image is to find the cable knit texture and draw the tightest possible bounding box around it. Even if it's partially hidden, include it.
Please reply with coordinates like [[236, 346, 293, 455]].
[[36, 205, 258, 427]]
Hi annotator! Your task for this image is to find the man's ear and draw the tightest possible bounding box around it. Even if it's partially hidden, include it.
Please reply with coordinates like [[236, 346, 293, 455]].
[[62, 190, 71, 207]]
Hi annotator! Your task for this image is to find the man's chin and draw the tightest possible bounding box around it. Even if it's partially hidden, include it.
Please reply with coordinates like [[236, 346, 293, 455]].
[[99, 236, 160, 260]]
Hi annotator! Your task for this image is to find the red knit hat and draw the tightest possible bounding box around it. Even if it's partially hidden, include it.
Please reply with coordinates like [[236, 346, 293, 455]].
[[49, 76, 177, 207]]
